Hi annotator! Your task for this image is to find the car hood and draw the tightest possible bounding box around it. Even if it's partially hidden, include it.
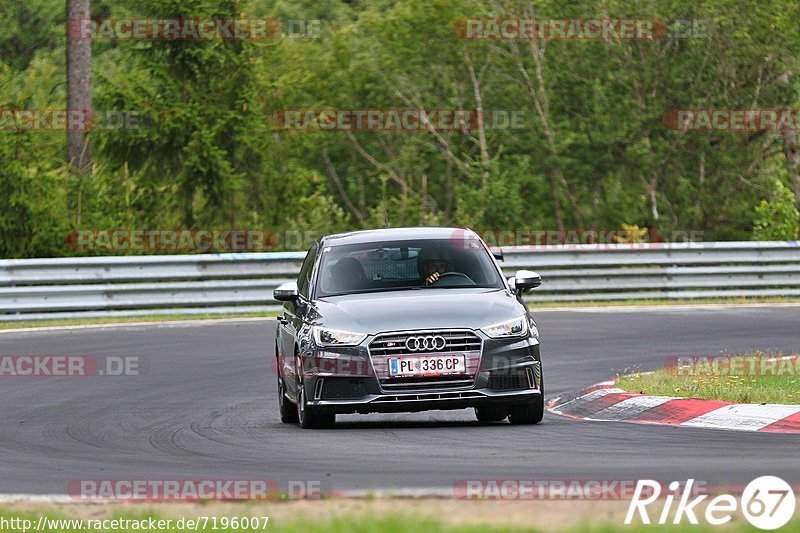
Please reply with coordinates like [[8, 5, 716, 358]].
[[313, 288, 525, 333]]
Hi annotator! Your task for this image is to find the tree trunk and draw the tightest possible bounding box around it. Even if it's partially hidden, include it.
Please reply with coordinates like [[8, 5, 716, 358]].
[[66, 0, 92, 189], [463, 47, 490, 191], [781, 129, 800, 203], [648, 176, 659, 223], [445, 157, 454, 223]]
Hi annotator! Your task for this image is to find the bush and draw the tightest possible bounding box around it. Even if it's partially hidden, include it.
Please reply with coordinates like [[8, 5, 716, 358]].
[[752, 179, 799, 241]]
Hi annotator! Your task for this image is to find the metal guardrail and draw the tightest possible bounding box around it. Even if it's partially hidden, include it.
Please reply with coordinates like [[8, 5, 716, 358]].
[[1, 242, 798, 321]]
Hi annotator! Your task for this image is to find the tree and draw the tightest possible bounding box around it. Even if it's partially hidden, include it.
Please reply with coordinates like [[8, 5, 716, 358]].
[[66, 0, 92, 224]]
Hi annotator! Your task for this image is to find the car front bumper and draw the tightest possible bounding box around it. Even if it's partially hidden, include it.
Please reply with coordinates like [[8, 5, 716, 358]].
[[300, 331, 542, 415], [307, 387, 541, 415]]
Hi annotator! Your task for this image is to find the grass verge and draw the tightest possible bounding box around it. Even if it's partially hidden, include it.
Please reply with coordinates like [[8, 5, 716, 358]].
[[617, 355, 800, 404]]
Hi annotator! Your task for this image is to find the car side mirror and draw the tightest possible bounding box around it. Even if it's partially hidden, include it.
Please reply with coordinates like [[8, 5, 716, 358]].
[[513, 270, 541, 291], [274, 281, 300, 302], [491, 248, 504, 261]]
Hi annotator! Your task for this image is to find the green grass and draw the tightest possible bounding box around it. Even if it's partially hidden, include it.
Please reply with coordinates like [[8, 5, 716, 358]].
[[617, 355, 800, 404], [1, 509, 797, 533]]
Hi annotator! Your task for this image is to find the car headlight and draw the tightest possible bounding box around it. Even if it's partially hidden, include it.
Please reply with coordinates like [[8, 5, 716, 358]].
[[529, 318, 540, 341], [313, 326, 367, 347], [481, 315, 529, 338]]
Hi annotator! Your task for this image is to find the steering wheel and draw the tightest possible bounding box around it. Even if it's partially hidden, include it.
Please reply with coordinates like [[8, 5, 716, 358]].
[[430, 271, 474, 286]]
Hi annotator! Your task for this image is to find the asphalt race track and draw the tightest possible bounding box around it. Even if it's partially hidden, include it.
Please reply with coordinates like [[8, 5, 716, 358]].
[[1, 305, 799, 495]]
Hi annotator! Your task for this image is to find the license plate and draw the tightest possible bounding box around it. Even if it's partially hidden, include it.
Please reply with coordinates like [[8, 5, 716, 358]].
[[388, 355, 466, 377]]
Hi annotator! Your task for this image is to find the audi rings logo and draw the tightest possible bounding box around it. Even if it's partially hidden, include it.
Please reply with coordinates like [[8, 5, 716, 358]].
[[405, 335, 447, 352]]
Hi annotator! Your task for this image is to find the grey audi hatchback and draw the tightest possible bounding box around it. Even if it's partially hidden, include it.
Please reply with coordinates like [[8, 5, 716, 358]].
[[273, 227, 544, 428]]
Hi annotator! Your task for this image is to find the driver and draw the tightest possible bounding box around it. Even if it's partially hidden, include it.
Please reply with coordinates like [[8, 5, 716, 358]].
[[418, 247, 453, 285]]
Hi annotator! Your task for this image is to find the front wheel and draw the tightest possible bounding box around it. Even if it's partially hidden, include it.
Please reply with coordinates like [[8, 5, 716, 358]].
[[508, 394, 544, 425], [277, 373, 299, 423]]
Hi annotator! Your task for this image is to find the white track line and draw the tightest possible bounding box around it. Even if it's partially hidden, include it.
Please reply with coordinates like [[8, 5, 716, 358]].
[[0, 488, 457, 503], [536, 302, 800, 313], [547, 387, 625, 414], [682, 404, 800, 431], [587, 395, 673, 421], [0, 317, 274, 335], [0, 494, 76, 504]]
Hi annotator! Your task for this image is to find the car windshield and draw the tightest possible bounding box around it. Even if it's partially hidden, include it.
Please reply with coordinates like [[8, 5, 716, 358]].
[[316, 238, 504, 297]]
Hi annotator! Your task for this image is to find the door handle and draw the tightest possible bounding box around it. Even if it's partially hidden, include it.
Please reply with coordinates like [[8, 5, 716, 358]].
[[278, 314, 288, 325]]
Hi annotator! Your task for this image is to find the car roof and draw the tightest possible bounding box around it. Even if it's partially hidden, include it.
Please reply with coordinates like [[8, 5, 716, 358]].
[[321, 227, 479, 247]]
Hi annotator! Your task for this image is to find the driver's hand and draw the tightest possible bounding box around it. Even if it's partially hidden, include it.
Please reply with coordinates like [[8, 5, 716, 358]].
[[425, 271, 440, 285]]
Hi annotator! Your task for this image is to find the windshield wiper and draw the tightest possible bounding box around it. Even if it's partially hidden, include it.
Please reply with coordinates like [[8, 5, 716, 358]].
[[420, 284, 478, 289], [321, 286, 422, 298]]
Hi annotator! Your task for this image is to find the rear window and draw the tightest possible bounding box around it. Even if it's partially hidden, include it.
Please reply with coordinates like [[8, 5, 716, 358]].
[[315, 238, 504, 297]]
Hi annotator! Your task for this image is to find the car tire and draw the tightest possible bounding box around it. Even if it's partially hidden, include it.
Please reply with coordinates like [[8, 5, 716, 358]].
[[278, 373, 299, 424], [296, 378, 336, 429], [508, 394, 544, 425], [474, 405, 508, 422]]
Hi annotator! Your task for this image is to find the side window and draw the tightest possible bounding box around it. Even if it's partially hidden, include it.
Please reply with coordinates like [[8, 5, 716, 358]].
[[298, 243, 319, 297]]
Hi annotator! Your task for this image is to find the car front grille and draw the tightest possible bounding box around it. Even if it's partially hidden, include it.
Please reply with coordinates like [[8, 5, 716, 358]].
[[369, 330, 482, 355], [368, 330, 482, 391]]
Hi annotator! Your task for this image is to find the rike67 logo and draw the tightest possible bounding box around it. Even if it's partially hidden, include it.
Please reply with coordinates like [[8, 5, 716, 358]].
[[626, 477, 796, 530]]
